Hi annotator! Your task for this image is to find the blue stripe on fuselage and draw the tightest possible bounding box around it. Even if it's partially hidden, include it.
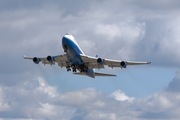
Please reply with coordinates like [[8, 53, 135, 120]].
[[62, 36, 84, 65]]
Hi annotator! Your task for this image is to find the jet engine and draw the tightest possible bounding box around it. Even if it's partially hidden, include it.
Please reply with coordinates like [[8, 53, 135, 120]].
[[97, 58, 104, 65], [120, 61, 127, 68], [33, 57, 40, 64], [47, 56, 54, 62]]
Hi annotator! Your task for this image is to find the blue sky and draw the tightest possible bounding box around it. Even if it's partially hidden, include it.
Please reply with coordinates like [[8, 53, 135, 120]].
[[42, 66, 176, 98], [1, 0, 180, 120]]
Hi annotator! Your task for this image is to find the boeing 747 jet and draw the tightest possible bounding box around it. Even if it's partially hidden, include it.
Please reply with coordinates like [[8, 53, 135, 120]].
[[24, 33, 151, 78]]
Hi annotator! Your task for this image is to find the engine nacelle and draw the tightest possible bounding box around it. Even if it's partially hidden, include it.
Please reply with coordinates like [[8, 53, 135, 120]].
[[33, 57, 40, 64], [47, 56, 54, 62], [120, 61, 127, 68], [97, 58, 104, 65]]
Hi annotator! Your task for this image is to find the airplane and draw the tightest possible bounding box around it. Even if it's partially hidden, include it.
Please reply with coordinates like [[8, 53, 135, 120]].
[[24, 33, 151, 78]]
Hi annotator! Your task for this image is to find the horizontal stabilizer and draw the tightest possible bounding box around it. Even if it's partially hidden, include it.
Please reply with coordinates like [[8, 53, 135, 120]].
[[95, 72, 116, 76], [73, 72, 86, 76], [73, 72, 116, 77]]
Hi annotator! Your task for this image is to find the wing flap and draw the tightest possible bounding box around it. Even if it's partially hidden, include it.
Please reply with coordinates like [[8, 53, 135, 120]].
[[87, 63, 104, 69], [107, 64, 121, 68], [80, 54, 105, 69], [104, 59, 121, 65], [80, 54, 97, 63], [54, 54, 68, 62]]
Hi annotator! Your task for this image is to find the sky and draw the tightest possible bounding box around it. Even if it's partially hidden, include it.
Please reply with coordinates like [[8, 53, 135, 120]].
[[0, 0, 180, 120]]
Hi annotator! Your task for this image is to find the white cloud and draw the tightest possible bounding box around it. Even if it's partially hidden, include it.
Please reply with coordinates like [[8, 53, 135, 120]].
[[59, 88, 101, 105], [111, 90, 135, 102], [0, 75, 180, 120], [96, 22, 145, 41], [96, 24, 121, 39], [0, 77, 76, 119], [37, 77, 57, 97], [93, 100, 105, 107], [85, 111, 117, 120], [38, 102, 57, 116], [0, 88, 10, 111]]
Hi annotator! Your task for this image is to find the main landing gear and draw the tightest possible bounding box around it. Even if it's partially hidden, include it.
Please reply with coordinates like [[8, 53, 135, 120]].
[[66, 65, 77, 72], [79, 64, 88, 73], [72, 65, 77, 72], [66, 64, 88, 73], [66, 66, 71, 72]]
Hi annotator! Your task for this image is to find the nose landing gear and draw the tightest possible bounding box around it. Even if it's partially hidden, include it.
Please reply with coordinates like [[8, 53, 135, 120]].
[[63, 45, 68, 52]]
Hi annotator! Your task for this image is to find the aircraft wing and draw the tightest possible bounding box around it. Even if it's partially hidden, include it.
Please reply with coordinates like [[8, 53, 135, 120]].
[[23, 54, 70, 68], [80, 54, 151, 69]]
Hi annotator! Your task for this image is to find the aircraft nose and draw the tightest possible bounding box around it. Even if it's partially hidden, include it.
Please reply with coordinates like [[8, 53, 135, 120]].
[[62, 36, 70, 45]]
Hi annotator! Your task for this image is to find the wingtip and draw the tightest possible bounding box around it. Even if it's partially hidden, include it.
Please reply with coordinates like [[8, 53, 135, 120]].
[[23, 55, 26, 58], [148, 62, 151, 64]]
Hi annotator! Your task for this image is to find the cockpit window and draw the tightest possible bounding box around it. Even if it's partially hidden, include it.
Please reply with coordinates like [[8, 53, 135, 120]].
[[66, 33, 71, 36], [65, 33, 77, 42]]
